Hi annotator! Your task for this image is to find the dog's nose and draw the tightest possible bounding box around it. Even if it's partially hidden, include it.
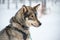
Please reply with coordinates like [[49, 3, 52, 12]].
[[37, 21, 42, 26], [39, 22, 42, 26], [39, 23, 41, 25]]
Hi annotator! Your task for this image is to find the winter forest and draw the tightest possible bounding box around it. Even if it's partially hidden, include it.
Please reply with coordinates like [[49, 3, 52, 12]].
[[0, 0, 46, 9]]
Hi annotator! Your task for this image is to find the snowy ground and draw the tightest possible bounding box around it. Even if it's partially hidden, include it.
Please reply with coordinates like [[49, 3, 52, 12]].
[[0, 1, 60, 40]]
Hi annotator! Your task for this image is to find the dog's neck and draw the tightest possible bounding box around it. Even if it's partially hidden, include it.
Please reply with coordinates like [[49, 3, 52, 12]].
[[22, 25, 29, 30], [10, 17, 29, 30], [11, 22, 29, 31], [6, 23, 29, 40]]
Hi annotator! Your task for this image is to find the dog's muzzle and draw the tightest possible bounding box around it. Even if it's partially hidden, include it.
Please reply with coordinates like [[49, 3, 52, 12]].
[[31, 21, 42, 27], [38, 22, 41, 26], [37, 21, 42, 27]]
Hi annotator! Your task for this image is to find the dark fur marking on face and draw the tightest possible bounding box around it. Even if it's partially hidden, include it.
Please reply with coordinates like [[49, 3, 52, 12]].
[[24, 11, 37, 20]]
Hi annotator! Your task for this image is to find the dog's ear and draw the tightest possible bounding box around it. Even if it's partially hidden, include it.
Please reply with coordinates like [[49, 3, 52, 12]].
[[22, 5, 27, 13], [33, 4, 40, 10]]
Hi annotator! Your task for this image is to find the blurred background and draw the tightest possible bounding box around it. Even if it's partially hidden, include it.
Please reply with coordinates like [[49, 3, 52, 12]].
[[0, 0, 60, 40]]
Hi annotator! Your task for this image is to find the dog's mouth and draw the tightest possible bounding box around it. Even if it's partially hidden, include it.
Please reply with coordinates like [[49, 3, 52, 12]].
[[31, 23, 41, 27], [31, 24, 36, 27]]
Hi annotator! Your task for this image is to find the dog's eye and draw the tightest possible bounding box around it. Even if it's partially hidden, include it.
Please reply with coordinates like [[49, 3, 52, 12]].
[[28, 15, 34, 20], [30, 15, 34, 18], [31, 15, 33, 17]]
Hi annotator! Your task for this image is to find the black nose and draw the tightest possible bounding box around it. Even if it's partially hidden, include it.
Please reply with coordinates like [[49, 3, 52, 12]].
[[39, 22, 41, 26]]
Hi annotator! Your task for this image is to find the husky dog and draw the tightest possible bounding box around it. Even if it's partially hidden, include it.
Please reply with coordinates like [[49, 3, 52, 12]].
[[0, 4, 41, 40]]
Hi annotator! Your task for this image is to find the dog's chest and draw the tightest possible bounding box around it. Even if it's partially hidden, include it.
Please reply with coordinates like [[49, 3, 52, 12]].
[[11, 30, 31, 40]]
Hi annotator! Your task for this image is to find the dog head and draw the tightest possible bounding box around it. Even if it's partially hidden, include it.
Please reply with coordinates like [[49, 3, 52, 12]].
[[10, 4, 41, 27]]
